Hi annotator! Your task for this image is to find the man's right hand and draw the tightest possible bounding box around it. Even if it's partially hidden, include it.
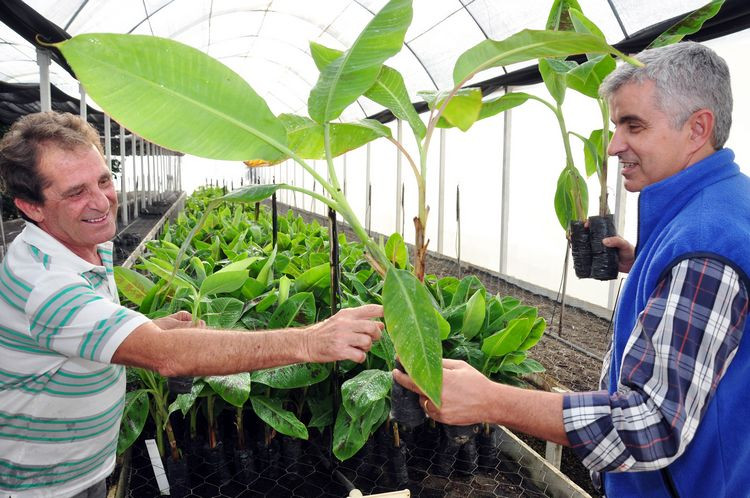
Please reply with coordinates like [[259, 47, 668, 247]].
[[603, 235, 635, 273], [302, 304, 384, 363]]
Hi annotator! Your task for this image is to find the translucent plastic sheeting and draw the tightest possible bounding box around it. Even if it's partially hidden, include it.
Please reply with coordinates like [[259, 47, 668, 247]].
[[1, 0, 711, 120]]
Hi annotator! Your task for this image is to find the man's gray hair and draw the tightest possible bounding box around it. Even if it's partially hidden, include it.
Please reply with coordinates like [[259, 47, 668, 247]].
[[599, 41, 732, 149]]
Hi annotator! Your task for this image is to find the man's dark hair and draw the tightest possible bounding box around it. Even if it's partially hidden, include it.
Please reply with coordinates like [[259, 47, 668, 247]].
[[0, 112, 104, 211]]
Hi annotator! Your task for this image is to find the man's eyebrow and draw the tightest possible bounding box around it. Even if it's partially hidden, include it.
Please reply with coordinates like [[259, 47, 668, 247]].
[[61, 183, 86, 196], [614, 114, 644, 125]]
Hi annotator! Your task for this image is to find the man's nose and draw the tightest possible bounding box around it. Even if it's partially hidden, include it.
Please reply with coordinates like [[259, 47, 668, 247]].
[[90, 187, 111, 211], [607, 129, 626, 156]]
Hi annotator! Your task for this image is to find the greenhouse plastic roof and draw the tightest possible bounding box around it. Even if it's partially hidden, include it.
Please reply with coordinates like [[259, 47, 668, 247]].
[[1, 0, 749, 126]]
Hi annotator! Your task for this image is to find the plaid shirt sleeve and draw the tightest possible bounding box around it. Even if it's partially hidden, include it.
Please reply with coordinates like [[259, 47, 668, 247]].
[[562, 257, 748, 473]]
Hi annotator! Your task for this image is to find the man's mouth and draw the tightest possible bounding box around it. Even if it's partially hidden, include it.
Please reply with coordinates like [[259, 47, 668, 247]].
[[83, 213, 108, 223], [620, 161, 639, 173]]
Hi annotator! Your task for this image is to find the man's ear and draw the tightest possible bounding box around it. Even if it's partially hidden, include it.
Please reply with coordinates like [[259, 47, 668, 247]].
[[14, 198, 44, 223], [688, 109, 715, 150]]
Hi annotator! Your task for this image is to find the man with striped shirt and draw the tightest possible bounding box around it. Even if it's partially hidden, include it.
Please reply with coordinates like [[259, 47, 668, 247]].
[[395, 42, 750, 497], [0, 112, 384, 497]]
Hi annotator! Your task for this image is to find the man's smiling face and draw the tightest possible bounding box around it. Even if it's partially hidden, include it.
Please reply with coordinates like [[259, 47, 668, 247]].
[[27, 143, 118, 261], [607, 79, 695, 192]]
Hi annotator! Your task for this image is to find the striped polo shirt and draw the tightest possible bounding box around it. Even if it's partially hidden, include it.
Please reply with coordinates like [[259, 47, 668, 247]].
[[0, 222, 149, 497]]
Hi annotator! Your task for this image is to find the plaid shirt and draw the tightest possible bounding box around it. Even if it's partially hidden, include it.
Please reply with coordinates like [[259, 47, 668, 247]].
[[562, 257, 748, 477]]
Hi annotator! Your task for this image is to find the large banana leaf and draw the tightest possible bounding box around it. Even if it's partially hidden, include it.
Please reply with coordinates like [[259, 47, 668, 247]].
[[205, 373, 253, 407], [383, 268, 442, 405], [333, 398, 388, 461], [419, 88, 482, 132], [308, 0, 413, 123], [310, 41, 426, 140], [341, 369, 392, 418], [56, 34, 288, 161], [453, 29, 640, 87]]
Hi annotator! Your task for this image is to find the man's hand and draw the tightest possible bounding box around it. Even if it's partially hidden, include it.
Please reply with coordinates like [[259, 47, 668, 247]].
[[303, 304, 384, 363], [153, 311, 205, 330], [603, 235, 635, 273], [393, 358, 492, 426]]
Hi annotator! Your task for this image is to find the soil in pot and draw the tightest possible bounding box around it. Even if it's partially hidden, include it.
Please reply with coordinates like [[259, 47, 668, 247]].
[[589, 214, 619, 280], [389, 361, 426, 430], [442, 423, 479, 447], [569, 221, 593, 278]]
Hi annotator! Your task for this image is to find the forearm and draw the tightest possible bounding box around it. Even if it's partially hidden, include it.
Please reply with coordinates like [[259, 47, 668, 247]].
[[484, 381, 569, 446], [113, 325, 310, 376]]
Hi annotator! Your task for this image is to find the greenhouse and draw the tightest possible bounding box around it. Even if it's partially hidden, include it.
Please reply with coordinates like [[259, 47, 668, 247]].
[[1, 1, 749, 497]]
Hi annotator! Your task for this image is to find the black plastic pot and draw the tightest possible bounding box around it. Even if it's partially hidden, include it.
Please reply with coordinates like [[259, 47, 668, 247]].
[[204, 441, 232, 486], [232, 447, 254, 481], [388, 441, 409, 487], [167, 376, 193, 395], [477, 424, 500, 468], [166, 456, 190, 498], [589, 214, 619, 280], [569, 221, 592, 278], [442, 423, 479, 447], [389, 361, 426, 430]]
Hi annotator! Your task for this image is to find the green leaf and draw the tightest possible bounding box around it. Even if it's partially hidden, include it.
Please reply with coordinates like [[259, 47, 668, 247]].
[[333, 398, 387, 461], [568, 8, 607, 41], [566, 55, 616, 99], [554, 167, 588, 229], [477, 92, 532, 121], [648, 0, 724, 49], [278, 275, 291, 305], [295, 263, 331, 292], [370, 328, 396, 367], [198, 270, 248, 297], [217, 256, 261, 273], [251, 363, 331, 389], [383, 268, 442, 405], [241, 278, 267, 300], [256, 246, 277, 286], [140, 258, 196, 291], [205, 297, 244, 328], [419, 88, 482, 132], [539, 58, 577, 105], [268, 292, 316, 328], [221, 184, 283, 204], [310, 42, 425, 139], [462, 290, 486, 340], [189, 256, 207, 286], [168, 382, 205, 417], [114, 266, 154, 306], [250, 396, 308, 440], [56, 34, 288, 161], [482, 317, 536, 358], [384, 232, 408, 269], [546, 0, 584, 31], [117, 389, 149, 455], [308, 0, 413, 123], [518, 317, 547, 351], [205, 373, 252, 407], [341, 369, 392, 417], [307, 392, 334, 429], [453, 29, 640, 86], [436, 309, 451, 340]]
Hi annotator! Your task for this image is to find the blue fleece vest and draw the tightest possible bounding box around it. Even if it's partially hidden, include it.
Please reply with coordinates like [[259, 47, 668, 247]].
[[605, 149, 750, 497]]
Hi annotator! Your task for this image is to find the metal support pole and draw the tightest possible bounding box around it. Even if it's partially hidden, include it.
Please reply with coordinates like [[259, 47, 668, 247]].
[[79, 83, 87, 120], [366, 143, 372, 233], [119, 124, 128, 225], [147, 142, 153, 206], [132, 133, 139, 218], [437, 128, 446, 254], [36, 48, 51, 112], [500, 99, 513, 275], [104, 115, 112, 171], [608, 162, 628, 310], [395, 120, 403, 235], [139, 138, 146, 210]]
